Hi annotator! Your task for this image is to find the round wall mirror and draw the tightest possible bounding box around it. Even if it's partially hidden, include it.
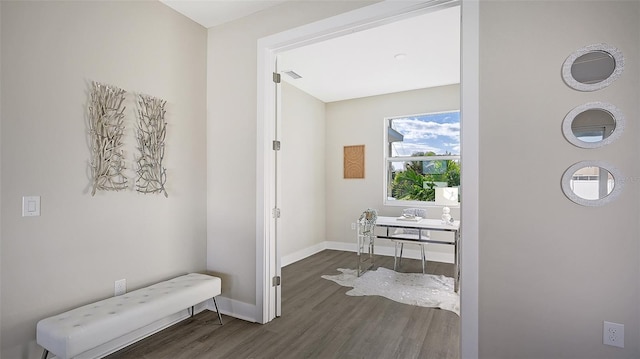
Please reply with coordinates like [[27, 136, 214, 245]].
[[561, 161, 623, 206], [562, 43, 624, 91], [562, 102, 624, 148]]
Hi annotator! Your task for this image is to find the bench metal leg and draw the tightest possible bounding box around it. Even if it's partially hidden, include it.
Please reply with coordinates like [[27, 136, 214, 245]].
[[41, 349, 49, 359], [191, 305, 195, 317], [212, 297, 223, 325]]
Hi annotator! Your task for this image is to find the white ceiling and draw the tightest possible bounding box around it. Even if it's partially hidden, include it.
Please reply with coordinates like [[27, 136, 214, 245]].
[[279, 6, 460, 102], [160, 1, 460, 103], [159, 0, 287, 28]]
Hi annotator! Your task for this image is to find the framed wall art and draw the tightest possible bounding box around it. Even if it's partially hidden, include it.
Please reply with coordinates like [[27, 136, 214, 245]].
[[344, 145, 365, 179]]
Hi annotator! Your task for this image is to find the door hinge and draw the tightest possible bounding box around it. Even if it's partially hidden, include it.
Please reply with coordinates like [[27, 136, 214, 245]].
[[272, 208, 281, 218], [272, 276, 281, 286], [273, 72, 281, 84], [272, 140, 281, 151]]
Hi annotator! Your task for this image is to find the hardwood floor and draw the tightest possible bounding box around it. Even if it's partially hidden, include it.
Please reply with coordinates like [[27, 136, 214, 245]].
[[107, 250, 460, 359]]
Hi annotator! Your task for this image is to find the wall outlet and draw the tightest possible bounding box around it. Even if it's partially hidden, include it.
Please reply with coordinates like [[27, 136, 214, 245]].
[[603, 321, 624, 348], [114, 279, 126, 296], [351, 223, 356, 230]]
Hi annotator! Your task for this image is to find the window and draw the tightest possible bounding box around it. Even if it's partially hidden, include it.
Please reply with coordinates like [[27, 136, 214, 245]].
[[385, 111, 460, 205]]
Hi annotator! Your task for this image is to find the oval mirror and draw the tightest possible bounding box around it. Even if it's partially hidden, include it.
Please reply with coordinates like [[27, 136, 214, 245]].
[[562, 102, 624, 148], [561, 161, 623, 206], [562, 43, 624, 91]]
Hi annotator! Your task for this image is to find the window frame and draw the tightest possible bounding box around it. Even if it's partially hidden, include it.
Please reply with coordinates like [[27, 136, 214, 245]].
[[383, 110, 461, 208]]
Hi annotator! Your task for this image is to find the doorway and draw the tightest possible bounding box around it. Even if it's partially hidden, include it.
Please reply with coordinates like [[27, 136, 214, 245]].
[[256, 1, 479, 357]]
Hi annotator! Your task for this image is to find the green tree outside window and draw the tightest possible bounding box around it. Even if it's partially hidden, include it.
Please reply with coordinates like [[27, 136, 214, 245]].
[[390, 152, 460, 202]]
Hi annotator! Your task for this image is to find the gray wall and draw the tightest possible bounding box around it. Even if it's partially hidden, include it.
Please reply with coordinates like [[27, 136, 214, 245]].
[[281, 82, 327, 261], [479, 1, 639, 358], [280, 83, 459, 264], [206, 0, 376, 306], [325, 85, 460, 261], [0, 2, 207, 357]]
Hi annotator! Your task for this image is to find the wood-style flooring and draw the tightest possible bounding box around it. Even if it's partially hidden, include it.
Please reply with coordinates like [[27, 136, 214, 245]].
[[107, 250, 459, 359]]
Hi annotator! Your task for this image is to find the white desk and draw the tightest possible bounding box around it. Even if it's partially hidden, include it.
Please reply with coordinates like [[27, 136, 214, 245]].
[[357, 216, 461, 292]]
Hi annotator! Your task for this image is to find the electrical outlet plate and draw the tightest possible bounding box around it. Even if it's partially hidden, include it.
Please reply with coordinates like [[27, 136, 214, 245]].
[[603, 321, 624, 348], [114, 279, 126, 296]]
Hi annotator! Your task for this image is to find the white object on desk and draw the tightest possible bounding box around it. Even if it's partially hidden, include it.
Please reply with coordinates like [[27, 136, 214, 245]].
[[441, 206, 451, 224], [397, 216, 422, 222]]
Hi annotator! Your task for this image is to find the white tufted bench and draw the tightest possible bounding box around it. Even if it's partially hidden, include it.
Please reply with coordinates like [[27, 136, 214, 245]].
[[36, 273, 222, 359]]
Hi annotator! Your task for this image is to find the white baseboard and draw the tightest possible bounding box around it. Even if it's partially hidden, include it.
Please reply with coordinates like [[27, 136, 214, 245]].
[[324, 240, 355, 253], [207, 295, 256, 323], [322, 240, 454, 264], [280, 239, 451, 267], [281, 242, 327, 267]]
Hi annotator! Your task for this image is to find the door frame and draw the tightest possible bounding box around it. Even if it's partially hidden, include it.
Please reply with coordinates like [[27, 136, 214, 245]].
[[256, 1, 479, 357]]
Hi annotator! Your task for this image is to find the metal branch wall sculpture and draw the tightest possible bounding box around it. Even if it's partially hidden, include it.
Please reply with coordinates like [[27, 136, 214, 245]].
[[88, 82, 129, 196], [135, 94, 168, 197]]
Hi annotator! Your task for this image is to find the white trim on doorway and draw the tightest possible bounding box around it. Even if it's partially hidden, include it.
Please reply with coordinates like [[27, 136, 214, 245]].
[[460, 1, 479, 357], [256, 1, 479, 357]]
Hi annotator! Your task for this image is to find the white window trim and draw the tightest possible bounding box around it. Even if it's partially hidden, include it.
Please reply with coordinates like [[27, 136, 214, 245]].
[[383, 112, 460, 207]]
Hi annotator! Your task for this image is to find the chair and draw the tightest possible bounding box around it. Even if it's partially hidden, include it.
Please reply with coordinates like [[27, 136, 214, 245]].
[[356, 208, 377, 276], [391, 208, 430, 273]]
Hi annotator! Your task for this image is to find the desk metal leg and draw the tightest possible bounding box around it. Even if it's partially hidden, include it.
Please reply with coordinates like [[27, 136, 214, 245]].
[[369, 236, 375, 269], [357, 232, 375, 277], [373, 219, 460, 292], [393, 242, 399, 270], [357, 228, 362, 276]]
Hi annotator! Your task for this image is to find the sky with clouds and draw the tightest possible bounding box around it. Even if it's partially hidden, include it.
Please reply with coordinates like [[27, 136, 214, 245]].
[[390, 111, 460, 156]]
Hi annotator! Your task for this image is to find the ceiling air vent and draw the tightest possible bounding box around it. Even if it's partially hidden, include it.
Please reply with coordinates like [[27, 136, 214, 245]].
[[284, 70, 302, 80]]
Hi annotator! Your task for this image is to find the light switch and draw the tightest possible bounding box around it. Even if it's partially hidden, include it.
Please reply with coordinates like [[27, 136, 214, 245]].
[[22, 196, 41, 217]]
